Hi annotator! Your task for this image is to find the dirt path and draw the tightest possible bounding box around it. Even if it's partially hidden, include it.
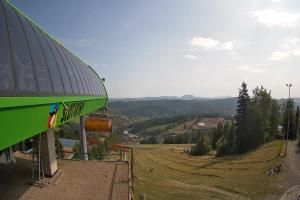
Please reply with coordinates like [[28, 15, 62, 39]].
[[277, 141, 300, 199], [284, 141, 300, 186]]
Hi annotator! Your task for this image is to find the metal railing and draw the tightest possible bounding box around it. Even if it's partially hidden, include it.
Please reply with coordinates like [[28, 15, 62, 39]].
[[56, 147, 135, 200]]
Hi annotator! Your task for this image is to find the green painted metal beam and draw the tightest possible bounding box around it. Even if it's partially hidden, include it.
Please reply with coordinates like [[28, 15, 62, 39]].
[[0, 96, 108, 151]]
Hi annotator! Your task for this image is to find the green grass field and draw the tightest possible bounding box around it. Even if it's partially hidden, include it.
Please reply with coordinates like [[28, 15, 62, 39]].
[[145, 123, 176, 132], [145, 118, 197, 135], [133, 140, 285, 200], [168, 118, 198, 134]]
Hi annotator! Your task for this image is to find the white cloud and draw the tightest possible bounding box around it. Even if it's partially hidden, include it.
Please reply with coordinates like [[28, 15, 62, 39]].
[[184, 54, 200, 59], [229, 51, 238, 60], [271, 0, 281, 3], [248, 9, 300, 27], [218, 41, 234, 50], [189, 36, 237, 52], [236, 65, 267, 73], [272, 38, 300, 60], [287, 38, 299, 45], [190, 37, 220, 49], [282, 37, 299, 48], [269, 51, 290, 60], [291, 49, 300, 56]]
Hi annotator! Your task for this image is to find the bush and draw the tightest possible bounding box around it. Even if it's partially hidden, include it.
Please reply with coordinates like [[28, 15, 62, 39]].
[[55, 137, 65, 158], [89, 143, 105, 160], [72, 142, 81, 159], [190, 135, 211, 156], [140, 136, 158, 144], [215, 122, 235, 157], [216, 136, 229, 157]]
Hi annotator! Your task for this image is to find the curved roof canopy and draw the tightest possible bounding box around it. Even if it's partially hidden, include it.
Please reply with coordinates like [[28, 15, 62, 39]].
[[0, 0, 106, 97], [0, 0, 108, 151]]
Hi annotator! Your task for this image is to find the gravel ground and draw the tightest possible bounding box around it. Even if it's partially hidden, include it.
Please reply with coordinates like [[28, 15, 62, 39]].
[[0, 153, 129, 200]]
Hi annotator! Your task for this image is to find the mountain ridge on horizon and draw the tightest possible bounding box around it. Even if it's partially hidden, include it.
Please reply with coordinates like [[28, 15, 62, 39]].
[[109, 95, 300, 102], [108, 97, 300, 118], [109, 95, 235, 102]]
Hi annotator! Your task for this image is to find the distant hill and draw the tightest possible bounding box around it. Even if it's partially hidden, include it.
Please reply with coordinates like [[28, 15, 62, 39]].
[[277, 98, 300, 107], [108, 98, 237, 118], [109, 95, 234, 102], [108, 97, 300, 119]]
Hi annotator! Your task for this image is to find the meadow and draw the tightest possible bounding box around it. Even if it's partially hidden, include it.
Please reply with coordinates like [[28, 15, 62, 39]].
[[133, 141, 286, 200]]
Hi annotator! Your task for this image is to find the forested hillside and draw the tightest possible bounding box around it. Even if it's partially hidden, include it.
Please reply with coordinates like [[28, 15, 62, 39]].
[[109, 98, 237, 118]]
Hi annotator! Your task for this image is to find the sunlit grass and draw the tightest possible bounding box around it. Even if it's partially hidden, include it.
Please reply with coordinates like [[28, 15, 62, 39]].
[[133, 140, 285, 200]]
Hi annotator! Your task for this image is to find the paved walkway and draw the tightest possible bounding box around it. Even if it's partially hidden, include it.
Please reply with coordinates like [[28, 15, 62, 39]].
[[0, 154, 129, 200]]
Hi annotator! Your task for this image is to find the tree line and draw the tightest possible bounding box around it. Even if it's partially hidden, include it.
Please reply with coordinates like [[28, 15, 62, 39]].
[[191, 82, 300, 156], [140, 136, 159, 144], [163, 131, 203, 144]]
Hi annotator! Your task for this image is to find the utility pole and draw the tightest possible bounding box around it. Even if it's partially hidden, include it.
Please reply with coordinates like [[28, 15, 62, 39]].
[[285, 83, 292, 156]]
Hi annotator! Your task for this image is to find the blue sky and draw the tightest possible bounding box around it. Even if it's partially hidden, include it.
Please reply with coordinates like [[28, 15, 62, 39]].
[[12, 0, 300, 98]]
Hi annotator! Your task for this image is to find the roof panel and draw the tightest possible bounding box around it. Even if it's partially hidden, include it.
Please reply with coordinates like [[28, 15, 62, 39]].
[[77, 59, 92, 95], [33, 26, 65, 94], [87, 67, 97, 95], [19, 12, 53, 94], [0, 0, 107, 97], [45, 36, 73, 94], [0, 1, 15, 95], [55, 42, 80, 95], [62, 48, 84, 95], [71, 55, 90, 95], [81, 62, 95, 95], [4, 2, 37, 95]]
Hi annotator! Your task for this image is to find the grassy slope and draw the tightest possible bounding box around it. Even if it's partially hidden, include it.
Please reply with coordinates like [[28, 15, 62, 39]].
[[133, 140, 285, 200], [145, 123, 176, 132], [144, 118, 197, 134], [168, 118, 198, 134]]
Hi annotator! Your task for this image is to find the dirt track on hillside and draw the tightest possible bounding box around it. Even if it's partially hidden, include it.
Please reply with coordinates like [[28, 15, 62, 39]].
[[283, 141, 300, 187]]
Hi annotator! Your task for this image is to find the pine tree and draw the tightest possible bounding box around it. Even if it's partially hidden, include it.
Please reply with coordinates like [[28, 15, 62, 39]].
[[233, 82, 250, 153], [269, 99, 280, 140], [190, 134, 211, 156], [295, 106, 299, 139], [245, 104, 264, 148], [252, 86, 272, 142], [212, 123, 223, 149], [283, 99, 296, 140], [216, 121, 235, 156]]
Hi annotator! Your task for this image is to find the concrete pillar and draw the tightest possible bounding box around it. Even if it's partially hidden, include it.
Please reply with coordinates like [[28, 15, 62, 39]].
[[80, 116, 88, 160], [41, 129, 57, 177]]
